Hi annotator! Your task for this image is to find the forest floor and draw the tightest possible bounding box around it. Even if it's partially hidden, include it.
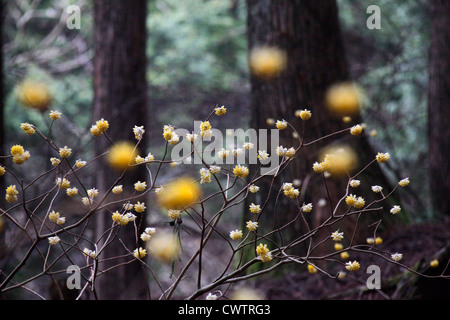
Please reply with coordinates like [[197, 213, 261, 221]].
[[254, 218, 450, 300]]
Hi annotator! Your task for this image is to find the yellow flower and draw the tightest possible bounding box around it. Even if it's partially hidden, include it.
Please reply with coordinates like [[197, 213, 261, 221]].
[[75, 159, 87, 168], [168, 209, 181, 220], [249, 185, 260, 193], [0, 165, 5, 176], [17, 81, 52, 111], [346, 194, 357, 206], [246, 220, 258, 231], [199, 121, 211, 133], [134, 201, 146, 213], [66, 187, 78, 197], [112, 211, 129, 226], [147, 232, 180, 262], [249, 46, 287, 79], [56, 177, 70, 190], [307, 264, 318, 274], [256, 243, 269, 256], [430, 259, 439, 268], [312, 162, 325, 173], [295, 109, 312, 120], [11, 145, 24, 157], [282, 183, 299, 199], [112, 185, 123, 194], [350, 124, 363, 135], [233, 165, 249, 178], [334, 243, 344, 251], [398, 178, 410, 187], [325, 82, 362, 117], [49, 110, 62, 120], [134, 181, 147, 192], [106, 141, 137, 170], [302, 203, 313, 213], [229, 229, 243, 240], [50, 157, 61, 166], [5, 185, 19, 203], [95, 118, 109, 133], [12, 150, 31, 165], [353, 197, 365, 209], [199, 168, 212, 184], [249, 203, 261, 214], [59, 146, 72, 158], [345, 260, 360, 271], [318, 145, 358, 176], [376, 152, 390, 163], [342, 116, 352, 123], [133, 247, 147, 259], [375, 237, 383, 245], [20, 123, 35, 135], [214, 105, 227, 116], [90, 125, 102, 136], [390, 205, 401, 214], [48, 236, 61, 245], [259, 252, 273, 263], [340, 251, 350, 260], [275, 119, 288, 130], [48, 210, 60, 223], [349, 179, 360, 188], [157, 177, 201, 210]]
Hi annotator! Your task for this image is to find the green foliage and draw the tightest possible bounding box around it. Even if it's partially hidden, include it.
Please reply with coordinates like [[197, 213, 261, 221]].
[[147, 0, 248, 92]]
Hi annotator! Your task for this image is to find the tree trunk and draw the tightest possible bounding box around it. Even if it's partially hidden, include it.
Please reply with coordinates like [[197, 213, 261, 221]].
[[92, 0, 148, 299], [428, 0, 450, 217], [246, 0, 396, 255]]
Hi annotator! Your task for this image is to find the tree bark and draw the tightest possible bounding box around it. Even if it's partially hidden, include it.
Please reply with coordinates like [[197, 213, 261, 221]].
[[246, 0, 396, 254], [428, 0, 450, 217], [92, 0, 148, 299]]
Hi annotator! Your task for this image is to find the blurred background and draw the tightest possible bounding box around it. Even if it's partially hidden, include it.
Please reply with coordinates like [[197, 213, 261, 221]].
[[0, 0, 448, 300]]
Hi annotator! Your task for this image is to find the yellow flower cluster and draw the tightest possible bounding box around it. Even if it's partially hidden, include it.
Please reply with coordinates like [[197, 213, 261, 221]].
[[168, 209, 181, 220], [229, 229, 243, 240], [157, 177, 201, 210], [275, 119, 288, 130], [48, 210, 66, 225], [5, 185, 19, 203], [163, 125, 180, 144], [111, 211, 135, 226], [376, 152, 390, 163], [133, 247, 147, 259], [233, 165, 249, 178], [249, 46, 287, 79], [282, 183, 299, 199], [199, 168, 212, 184], [350, 124, 363, 135], [20, 123, 35, 135], [249, 203, 261, 214], [246, 220, 258, 232], [295, 109, 312, 120], [214, 105, 227, 116], [107, 141, 137, 170], [256, 243, 272, 263], [55, 177, 70, 190], [199, 121, 212, 138], [90, 118, 109, 136], [345, 260, 360, 271], [345, 194, 365, 209], [10, 145, 31, 165]]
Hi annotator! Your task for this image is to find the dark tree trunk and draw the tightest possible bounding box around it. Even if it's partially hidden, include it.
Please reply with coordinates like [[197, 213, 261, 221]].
[[246, 0, 395, 254], [428, 0, 450, 217], [92, 0, 148, 299]]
